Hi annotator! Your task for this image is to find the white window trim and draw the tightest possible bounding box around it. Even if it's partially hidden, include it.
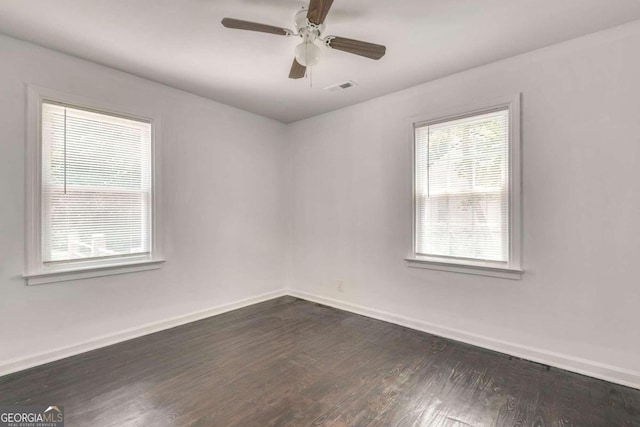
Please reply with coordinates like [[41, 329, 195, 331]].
[[24, 85, 164, 285], [405, 93, 523, 280]]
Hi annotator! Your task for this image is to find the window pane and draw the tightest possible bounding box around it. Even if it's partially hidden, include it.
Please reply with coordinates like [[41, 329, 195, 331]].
[[41, 102, 152, 263], [415, 109, 509, 262]]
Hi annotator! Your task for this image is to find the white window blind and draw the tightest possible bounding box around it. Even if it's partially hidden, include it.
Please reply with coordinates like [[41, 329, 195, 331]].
[[415, 109, 509, 263], [41, 102, 152, 265]]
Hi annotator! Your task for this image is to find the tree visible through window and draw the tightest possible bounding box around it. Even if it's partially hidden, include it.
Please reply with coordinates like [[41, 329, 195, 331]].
[[414, 109, 509, 263], [41, 102, 152, 264]]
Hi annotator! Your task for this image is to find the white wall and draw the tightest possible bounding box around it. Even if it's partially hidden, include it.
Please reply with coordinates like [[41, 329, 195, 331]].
[[287, 21, 640, 383], [0, 35, 288, 364], [2, 20, 640, 388]]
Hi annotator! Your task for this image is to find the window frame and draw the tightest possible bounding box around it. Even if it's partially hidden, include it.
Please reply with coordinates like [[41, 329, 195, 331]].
[[406, 94, 523, 280], [24, 85, 164, 285]]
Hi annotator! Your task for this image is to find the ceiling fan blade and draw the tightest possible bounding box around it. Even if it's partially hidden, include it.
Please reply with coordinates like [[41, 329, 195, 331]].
[[307, 0, 335, 25], [221, 18, 291, 36], [289, 58, 306, 79], [326, 36, 386, 60]]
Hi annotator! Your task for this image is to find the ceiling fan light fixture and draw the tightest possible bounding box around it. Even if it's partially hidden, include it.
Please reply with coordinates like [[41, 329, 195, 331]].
[[295, 41, 321, 67]]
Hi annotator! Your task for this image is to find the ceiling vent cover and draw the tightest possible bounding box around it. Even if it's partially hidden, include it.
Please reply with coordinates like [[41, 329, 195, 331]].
[[324, 80, 357, 92]]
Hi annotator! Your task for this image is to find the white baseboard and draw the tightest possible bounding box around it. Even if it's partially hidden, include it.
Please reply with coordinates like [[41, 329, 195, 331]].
[[287, 289, 640, 390], [3, 287, 639, 391], [0, 289, 286, 378]]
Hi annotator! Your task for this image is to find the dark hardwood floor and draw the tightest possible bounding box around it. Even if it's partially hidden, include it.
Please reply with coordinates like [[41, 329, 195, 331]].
[[1, 296, 639, 426]]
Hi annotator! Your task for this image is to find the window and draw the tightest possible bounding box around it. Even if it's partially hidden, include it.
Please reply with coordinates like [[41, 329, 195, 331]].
[[407, 95, 522, 279], [25, 87, 163, 285]]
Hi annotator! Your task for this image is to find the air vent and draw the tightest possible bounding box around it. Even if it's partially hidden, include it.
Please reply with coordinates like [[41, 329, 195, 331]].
[[324, 80, 357, 92]]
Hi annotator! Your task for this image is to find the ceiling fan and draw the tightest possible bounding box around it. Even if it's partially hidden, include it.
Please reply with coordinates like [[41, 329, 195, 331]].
[[221, 0, 386, 79]]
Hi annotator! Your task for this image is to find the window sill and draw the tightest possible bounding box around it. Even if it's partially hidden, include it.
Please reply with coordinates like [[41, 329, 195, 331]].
[[405, 257, 523, 280], [23, 259, 165, 286]]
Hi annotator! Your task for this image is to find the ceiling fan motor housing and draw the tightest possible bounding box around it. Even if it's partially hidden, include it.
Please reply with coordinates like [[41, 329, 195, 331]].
[[294, 7, 325, 39]]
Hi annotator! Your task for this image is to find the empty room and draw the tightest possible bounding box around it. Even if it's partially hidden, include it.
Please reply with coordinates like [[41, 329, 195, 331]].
[[1, 0, 639, 425]]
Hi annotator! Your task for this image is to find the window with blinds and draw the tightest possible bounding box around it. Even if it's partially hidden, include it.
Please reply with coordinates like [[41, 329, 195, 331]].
[[41, 102, 152, 265], [414, 108, 510, 264]]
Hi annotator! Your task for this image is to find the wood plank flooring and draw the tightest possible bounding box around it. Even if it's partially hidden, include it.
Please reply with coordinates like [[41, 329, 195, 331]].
[[1, 296, 639, 426]]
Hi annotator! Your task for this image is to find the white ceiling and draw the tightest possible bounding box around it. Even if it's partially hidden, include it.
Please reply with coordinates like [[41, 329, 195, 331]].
[[1, 0, 640, 123]]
